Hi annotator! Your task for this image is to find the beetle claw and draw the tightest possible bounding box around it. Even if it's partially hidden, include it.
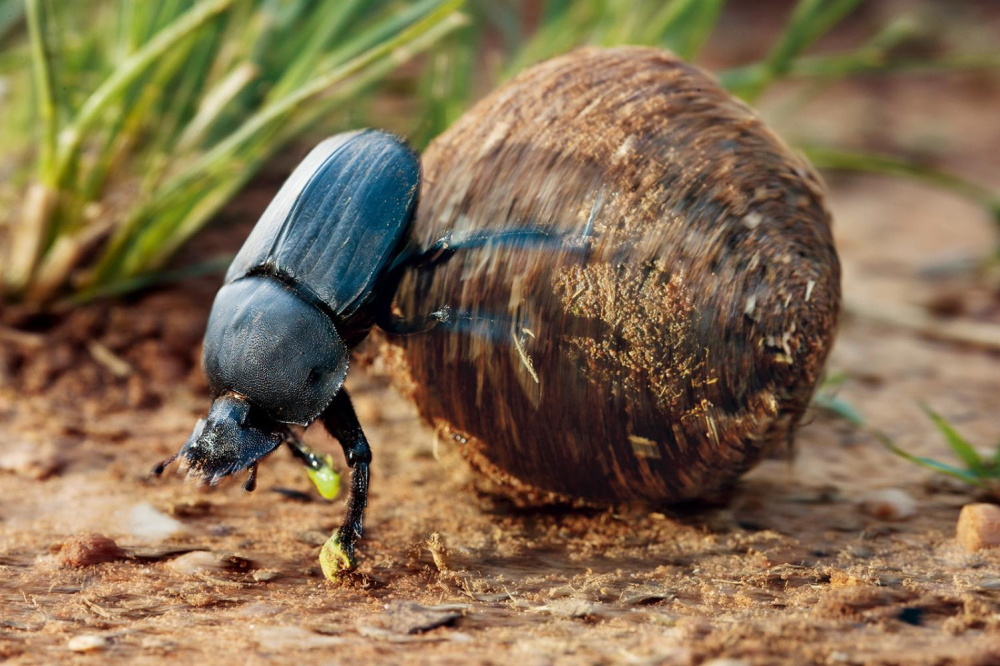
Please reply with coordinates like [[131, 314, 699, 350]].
[[150, 453, 178, 477], [319, 532, 355, 580], [242, 463, 258, 492]]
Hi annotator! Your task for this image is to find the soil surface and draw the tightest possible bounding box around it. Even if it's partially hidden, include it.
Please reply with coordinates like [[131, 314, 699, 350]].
[[3, 16, 1000, 666]]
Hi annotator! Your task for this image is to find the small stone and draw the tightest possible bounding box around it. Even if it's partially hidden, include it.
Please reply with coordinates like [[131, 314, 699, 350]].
[[252, 570, 280, 582], [254, 626, 346, 650], [536, 597, 602, 619], [0, 442, 63, 480], [67, 635, 109, 652], [378, 602, 465, 635], [296, 531, 329, 547], [127, 502, 185, 540], [957, 503, 1000, 552], [58, 534, 127, 567], [167, 551, 254, 576], [860, 489, 917, 521]]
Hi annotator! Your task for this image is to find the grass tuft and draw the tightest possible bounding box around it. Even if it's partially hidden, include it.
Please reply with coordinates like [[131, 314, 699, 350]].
[[1, 0, 466, 305]]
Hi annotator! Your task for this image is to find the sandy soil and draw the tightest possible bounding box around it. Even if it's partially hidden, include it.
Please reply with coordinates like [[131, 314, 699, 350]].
[[3, 22, 1000, 666]]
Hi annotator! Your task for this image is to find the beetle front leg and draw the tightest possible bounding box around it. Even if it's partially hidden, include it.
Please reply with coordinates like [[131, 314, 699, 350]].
[[317, 389, 371, 579]]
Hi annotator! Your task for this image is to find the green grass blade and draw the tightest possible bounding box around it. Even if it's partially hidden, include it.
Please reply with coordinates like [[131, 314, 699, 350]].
[[657, 0, 727, 61], [920, 404, 987, 474], [174, 0, 465, 192], [503, 0, 596, 78], [731, 0, 863, 101], [25, 0, 57, 177], [59, 254, 234, 307], [873, 429, 985, 486], [812, 393, 865, 428], [266, 0, 366, 100], [53, 0, 236, 185], [801, 145, 1000, 224], [721, 50, 1000, 88]]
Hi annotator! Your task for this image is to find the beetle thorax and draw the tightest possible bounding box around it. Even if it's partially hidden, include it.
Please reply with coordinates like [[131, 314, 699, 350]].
[[201, 276, 349, 426]]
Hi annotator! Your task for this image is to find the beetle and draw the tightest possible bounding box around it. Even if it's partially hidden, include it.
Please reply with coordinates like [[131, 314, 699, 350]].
[[155, 46, 841, 579], [152, 129, 562, 577]]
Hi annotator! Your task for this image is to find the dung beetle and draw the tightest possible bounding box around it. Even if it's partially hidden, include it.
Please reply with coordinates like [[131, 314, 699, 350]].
[[153, 129, 563, 577], [382, 47, 841, 505], [156, 46, 841, 578]]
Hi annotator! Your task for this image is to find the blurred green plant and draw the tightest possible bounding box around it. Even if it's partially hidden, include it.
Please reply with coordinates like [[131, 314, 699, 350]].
[[884, 405, 1000, 490], [813, 377, 1000, 493], [0, 0, 466, 304], [2, 0, 1000, 306]]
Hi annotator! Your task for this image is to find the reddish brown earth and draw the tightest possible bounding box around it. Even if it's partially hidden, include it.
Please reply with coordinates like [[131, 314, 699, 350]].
[[3, 22, 1000, 666]]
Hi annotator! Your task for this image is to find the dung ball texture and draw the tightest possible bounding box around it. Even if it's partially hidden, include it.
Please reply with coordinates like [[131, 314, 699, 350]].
[[386, 47, 841, 504]]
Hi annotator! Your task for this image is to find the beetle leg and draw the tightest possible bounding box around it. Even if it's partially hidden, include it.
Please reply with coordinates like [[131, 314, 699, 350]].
[[377, 303, 525, 344], [242, 463, 258, 492], [376, 304, 452, 336], [317, 389, 371, 579], [150, 452, 178, 477]]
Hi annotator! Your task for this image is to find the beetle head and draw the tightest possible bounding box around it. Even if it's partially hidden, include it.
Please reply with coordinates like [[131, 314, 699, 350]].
[[154, 392, 288, 486]]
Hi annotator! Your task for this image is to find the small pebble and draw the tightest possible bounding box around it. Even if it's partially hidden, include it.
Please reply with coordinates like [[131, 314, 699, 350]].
[[536, 598, 602, 619], [0, 442, 63, 479], [128, 502, 185, 540], [58, 533, 127, 568], [860, 488, 917, 521], [378, 602, 465, 635], [67, 634, 109, 652], [252, 570, 280, 582], [254, 626, 346, 650], [296, 531, 329, 547], [957, 503, 1000, 552], [167, 551, 254, 576]]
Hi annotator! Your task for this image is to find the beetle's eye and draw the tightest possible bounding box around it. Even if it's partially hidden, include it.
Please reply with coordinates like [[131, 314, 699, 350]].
[[306, 368, 322, 386]]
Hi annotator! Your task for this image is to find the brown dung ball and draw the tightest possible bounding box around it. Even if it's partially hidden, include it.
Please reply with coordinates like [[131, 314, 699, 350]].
[[386, 47, 840, 504]]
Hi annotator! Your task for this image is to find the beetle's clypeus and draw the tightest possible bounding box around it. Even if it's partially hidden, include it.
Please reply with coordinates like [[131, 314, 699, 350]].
[[155, 46, 840, 578]]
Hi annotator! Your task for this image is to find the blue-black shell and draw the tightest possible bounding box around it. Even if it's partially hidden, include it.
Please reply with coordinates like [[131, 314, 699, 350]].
[[203, 277, 350, 425], [203, 129, 420, 426], [225, 129, 421, 316]]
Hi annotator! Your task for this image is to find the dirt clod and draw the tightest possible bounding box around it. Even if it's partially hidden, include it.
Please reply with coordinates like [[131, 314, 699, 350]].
[[377, 602, 465, 635], [67, 634, 110, 653], [956, 503, 1000, 552], [0, 441, 63, 480], [166, 551, 255, 576], [57, 533, 127, 567]]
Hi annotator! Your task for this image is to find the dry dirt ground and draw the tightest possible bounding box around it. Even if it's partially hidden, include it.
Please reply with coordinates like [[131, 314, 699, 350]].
[[3, 32, 1000, 666]]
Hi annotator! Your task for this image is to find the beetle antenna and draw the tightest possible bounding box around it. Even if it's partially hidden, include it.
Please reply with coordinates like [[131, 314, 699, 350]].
[[150, 453, 178, 477]]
